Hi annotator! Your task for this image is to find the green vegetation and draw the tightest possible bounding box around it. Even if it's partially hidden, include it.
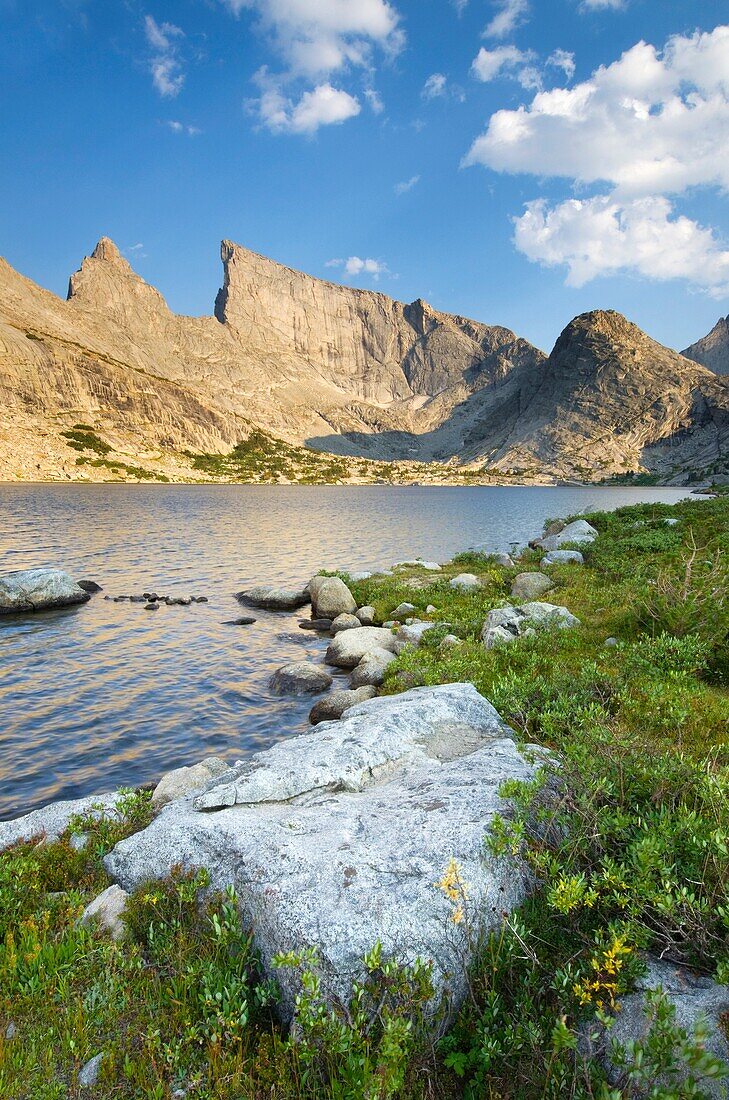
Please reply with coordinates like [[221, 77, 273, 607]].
[[61, 428, 112, 456], [185, 430, 397, 484], [74, 456, 170, 482], [1, 495, 728, 1097]]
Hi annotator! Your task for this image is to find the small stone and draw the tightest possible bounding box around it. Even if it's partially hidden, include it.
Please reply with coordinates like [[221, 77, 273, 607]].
[[195, 596, 209, 602], [391, 602, 416, 620], [5, 1022, 17, 1040], [77, 580, 103, 594], [309, 686, 377, 725], [143, 602, 159, 610], [223, 616, 257, 625], [426, 604, 437, 614], [70, 832, 89, 852], [78, 1053, 104, 1088], [449, 573, 481, 591], [440, 634, 462, 648], [355, 606, 376, 625], [299, 618, 333, 632], [349, 647, 395, 688], [269, 662, 334, 695], [81, 884, 129, 941], [511, 572, 554, 601], [129, 595, 146, 603], [330, 613, 361, 634], [540, 550, 584, 567], [396, 621, 440, 649], [603, 637, 619, 647]]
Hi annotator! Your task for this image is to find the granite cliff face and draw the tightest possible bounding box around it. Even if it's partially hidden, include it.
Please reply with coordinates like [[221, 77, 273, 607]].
[[0, 238, 727, 483], [683, 316, 729, 377]]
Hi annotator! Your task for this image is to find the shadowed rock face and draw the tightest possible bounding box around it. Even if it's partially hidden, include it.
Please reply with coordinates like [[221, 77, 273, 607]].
[[1, 241, 728, 482], [683, 315, 729, 377]]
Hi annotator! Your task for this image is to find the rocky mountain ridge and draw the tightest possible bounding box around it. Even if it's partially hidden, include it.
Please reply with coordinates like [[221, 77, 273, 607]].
[[683, 315, 729, 377], [0, 237, 727, 483]]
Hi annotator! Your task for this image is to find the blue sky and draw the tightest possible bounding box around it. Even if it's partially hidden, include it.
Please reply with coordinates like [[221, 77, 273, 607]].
[[0, 0, 727, 354]]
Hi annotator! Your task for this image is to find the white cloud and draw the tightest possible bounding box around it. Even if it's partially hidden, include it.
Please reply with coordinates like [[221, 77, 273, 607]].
[[483, 0, 529, 39], [422, 72, 447, 99], [144, 15, 185, 98], [224, 0, 403, 79], [464, 25, 729, 197], [514, 194, 729, 296], [395, 174, 420, 194], [253, 75, 361, 133], [547, 48, 575, 80], [471, 45, 535, 83], [166, 120, 201, 135], [580, 0, 626, 10], [326, 255, 389, 279], [364, 86, 384, 113]]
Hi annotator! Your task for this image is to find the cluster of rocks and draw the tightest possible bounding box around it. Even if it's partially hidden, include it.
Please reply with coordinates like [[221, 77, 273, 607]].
[[104, 593, 209, 611]]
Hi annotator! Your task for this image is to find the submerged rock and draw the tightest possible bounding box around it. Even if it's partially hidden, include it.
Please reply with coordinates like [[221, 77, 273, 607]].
[[0, 568, 90, 615], [77, 580, 103, 593], [481, 602, 580, 649], [222, 616, 257, 626], [236, 585, 310, 611], [309, 685, 377, 724], [104, 684, 545, 1025], [269, 662, 333, 696], [299, 618, 333, 632]]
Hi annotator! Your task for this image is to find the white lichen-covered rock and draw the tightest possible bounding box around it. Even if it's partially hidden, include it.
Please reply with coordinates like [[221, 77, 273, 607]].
[[537, 519, 598, 551], [81, 884, 129, 941], [391, 602, 417, 620], [0, 791, 122, 852], [511, 572, 554, 601], [104, 684, 547, 1025], [395, 621, 441, 649], [349, 647, 396, 688], [581, 957, 729, 1098], [355, 606, 376, 625], [540, 550, 584, 567], [236, 585, 310, 611], [326, 626, 398, 668], [0, 568, 90, 615], [152, 757, 231, 810], [481, 602, 580, 649], [450, 573, 481, 590], [310, 576, 357, 619]]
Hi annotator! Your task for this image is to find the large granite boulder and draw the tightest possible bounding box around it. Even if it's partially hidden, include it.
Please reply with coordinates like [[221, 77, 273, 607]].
[[0, 791, 122, 852], [0, 568, 90, 615], [510, 572, 554, 601], [537, 519, 598, 552], [236, 585, 310, 611], [581, 957, 729, 1098], [104, 684, 548, 1025], [481, 602, 580, 648], [326, 626, 398, 668], [310, 576, 357, 620]]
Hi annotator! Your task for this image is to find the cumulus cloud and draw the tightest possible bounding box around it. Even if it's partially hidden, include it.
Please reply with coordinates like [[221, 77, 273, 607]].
[[471, 45, 535, 83], [326, 256, 389, 279], [395, 174, 420, 194], [252, 74, 361, 133], [483, 0, 529, 39], [514, 195, 729, 296], [547, 48, 575, 80], [144, 15, 185, 98], [224, 0, 403, 78], [464, 25, 729, 196]]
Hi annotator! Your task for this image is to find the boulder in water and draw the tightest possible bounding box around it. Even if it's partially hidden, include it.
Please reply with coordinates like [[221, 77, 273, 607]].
[[0, 568, 90, 615]]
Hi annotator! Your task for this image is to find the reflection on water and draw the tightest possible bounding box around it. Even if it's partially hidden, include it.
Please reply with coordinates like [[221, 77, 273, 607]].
[[0, 484, 690, 819]]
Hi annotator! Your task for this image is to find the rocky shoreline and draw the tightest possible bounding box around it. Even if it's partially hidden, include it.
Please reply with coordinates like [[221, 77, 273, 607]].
[[1, 495, 728, 1097]]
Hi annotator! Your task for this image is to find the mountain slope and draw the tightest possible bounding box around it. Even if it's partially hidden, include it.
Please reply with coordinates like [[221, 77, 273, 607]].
[[682, 315, 729, 376], [0, 240, 727, 484]]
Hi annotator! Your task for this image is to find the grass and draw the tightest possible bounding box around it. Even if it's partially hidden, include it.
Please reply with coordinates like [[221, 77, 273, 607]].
[[1, 495, 728, 1097]]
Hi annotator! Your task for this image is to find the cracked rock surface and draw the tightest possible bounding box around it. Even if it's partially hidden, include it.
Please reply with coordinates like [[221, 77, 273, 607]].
[[104, 684, 548, 1022]]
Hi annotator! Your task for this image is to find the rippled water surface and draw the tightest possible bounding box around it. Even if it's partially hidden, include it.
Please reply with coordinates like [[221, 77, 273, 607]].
[[0, 484, 690, 818]]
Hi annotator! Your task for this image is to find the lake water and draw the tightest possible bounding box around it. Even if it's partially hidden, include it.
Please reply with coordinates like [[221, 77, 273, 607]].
[[0, 484, 691, 819]]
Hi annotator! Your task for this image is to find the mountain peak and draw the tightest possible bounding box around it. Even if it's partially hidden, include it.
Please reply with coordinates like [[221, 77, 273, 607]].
[[91, 237, 125, 265], [682, 314, 729, 376]]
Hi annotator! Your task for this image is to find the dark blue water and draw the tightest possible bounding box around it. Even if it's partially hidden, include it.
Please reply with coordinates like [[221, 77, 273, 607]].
[[0, 484, 690, 818]]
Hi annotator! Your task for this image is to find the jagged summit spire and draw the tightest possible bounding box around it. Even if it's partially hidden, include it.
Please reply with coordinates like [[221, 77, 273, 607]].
[[91, 237, 125, 263]]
